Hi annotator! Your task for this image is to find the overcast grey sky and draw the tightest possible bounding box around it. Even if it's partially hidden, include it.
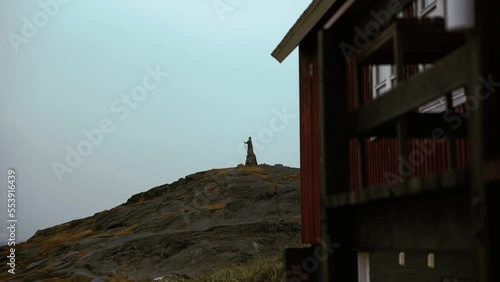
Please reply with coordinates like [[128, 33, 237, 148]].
[[0, 0, 309, 243]]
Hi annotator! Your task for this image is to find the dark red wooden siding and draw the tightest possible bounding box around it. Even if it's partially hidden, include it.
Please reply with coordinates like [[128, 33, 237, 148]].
[[298, 37, 321, 244]]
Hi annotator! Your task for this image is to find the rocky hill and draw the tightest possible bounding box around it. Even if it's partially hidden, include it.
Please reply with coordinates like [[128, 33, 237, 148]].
[[0, 165, 301, 281]]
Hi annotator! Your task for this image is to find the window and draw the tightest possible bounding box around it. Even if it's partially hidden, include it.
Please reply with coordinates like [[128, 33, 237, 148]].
[[390, 77, 397, 88], [418, 0, 442, 18], [419, 96, 447, 113], [390, 65, 397, 87], [374, 66, 386, 85], [373, 65, 386, 98], [374, 84, 388, 97], [372, 65, 393, 98], [419, 88, 466, 113], [422, 0, 437, 9]]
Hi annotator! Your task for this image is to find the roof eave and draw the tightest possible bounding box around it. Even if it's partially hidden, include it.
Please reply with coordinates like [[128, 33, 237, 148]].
[[271, 0, 338, 63]]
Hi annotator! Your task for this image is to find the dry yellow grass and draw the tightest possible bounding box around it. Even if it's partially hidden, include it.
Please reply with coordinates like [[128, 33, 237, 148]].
[[242, 166, 263, 172], [160, 207, 194, 219], [166, 255, 283, 282], [213, 168, 234, 176], [285, 174, 299, 181], [205, 184, 219, 193], [129, 197, 146, 206], [114, 223, 139, 236], [160, 210, 181, 219], [88, 232, 115, 239], [205, 202, 225, 211], [205, 202, 225, 216], [211, 210, 223, 216], [39, 229, 92, 254]]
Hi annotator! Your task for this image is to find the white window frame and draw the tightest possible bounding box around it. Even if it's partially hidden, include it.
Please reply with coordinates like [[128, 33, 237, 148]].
[[418, 0, 446, 18], [389, 65, 397, 88], [374, 65, 386, 85], [372, 65, 394, 99], [358, 252, 371, 282], [419, 0, 438, 16], [373, 82, 387, 98], [419, 88, 466, 113], [372, 65, 387, 98]]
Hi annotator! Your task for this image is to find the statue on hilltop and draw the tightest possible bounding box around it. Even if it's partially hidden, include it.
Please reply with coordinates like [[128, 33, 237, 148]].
[[244, 137, 258, 165]]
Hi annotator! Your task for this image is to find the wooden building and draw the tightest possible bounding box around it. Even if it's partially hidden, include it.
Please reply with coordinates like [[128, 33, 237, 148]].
[[273, 0, 498, 281]]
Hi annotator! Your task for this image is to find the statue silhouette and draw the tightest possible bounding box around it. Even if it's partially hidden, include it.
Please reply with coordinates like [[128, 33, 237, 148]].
[[244, 137, 258, 165]]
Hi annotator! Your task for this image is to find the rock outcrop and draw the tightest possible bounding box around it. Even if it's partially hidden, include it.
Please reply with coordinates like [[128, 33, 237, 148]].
[[0, 165, 300, 281]]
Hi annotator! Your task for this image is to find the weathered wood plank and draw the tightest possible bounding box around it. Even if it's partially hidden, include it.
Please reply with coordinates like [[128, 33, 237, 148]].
[[353, 112, 468, 138], [349, 45, 470, 136], [318, 28, 356, 282], [327, 168, 468, 208]]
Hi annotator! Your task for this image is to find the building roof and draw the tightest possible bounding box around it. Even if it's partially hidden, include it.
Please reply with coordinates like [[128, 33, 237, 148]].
[[271, 0, 338, 63]]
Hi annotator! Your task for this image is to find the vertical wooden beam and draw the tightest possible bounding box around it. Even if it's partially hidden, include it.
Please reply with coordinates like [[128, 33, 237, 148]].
[[469, 1, 500, 281], [318, 28, 356, 282], [467, 32, 487, 282], [445, 93, 458, 170], [394, 28, 410, 183], [481, 0, 500, 280], [353, 58, 366, 189]]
